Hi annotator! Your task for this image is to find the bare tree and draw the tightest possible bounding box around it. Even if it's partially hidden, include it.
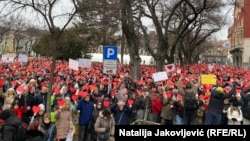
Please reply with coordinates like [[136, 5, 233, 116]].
[[120, 0, 141, 79], [0, 0, 78, 112], [0, 17, 12, 54], [135, 0, 229, 71], [174, 1, 228, 64]]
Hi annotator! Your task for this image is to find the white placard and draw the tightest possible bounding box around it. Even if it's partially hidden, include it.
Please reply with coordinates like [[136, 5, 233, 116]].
[[69, 59, 79, 71], [78, 58, 91, 68], [18, 54, 28, 62], [103, 60, 117, 74], [152, 71, 168, 82], [208, 64, 214, 72], [165, 63, 176, 72], [1, 55, 15, 63]]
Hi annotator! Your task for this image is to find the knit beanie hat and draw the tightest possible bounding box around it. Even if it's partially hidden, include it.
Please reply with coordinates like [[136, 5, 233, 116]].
[[216, 87, 224, 94], [39, 104, 45, 111], [0, 109, 12, 120]]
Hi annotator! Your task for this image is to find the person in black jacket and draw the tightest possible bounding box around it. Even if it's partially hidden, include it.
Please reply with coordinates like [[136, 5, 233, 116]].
[[16, 86, 35, 124], [34, 86, 48, 111], [204, 85, 236, 125], [89, 100, 103, 141], [38, 113, 56, 141], [0, 109, 22, 141]]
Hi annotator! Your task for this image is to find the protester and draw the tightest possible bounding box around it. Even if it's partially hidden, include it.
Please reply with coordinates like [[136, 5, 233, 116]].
[[38, 113, 56, 141], [54, 101, 75, 141], [227, 101, 243, 125], [1, 57, 250, 140], [110, 100, 131, 125], [0, 109, 22, 141], [94, 108, 115, 141], [204, 85, 236, 125], [0, 88, 16, 110], [77, 94, 94, 141], [177, 77, 198, 125], [34, 86, 48, 110], [89, 100, 103, 141]]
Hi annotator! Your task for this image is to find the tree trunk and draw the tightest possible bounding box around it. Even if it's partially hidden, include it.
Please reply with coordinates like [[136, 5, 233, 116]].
[[120, 0, 140, 80], [154, 57, 165, 72], [46, 38, 57, 112], [130, 55, 141, 80], [121, 32, 125, 64]]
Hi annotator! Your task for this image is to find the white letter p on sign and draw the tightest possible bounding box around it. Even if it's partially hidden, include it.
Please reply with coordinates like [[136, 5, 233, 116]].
[[107, 48, 114, 58]]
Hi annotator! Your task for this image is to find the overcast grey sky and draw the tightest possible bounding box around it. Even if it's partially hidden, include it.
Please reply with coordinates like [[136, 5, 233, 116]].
[[1, 0, 233, 41]]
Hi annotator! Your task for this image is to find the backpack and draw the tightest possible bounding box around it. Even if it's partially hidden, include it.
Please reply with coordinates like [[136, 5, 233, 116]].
[[14, 122, 28, 141], [1, 122, 28, 141], [184, 93, 198, 111]]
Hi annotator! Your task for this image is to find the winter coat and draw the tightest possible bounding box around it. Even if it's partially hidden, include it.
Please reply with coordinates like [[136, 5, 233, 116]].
[[136, 93, 151, 110], [77, 99, 94, 126], [207, 87, 235, 114], [94, 111, 115, 141], [160, 98, 174, 120], [90, 108, 102, 141], [17, 94, 35, 118], [39, 121, 56, 141], [110, 104, 131, 125], [55, 109, 74, 139], [11, 106, 26, 119], [24, 130, 44, 141], [1, 114, 22, 141], [34, 92, 47, 109], [227, 106, 243, 125], [176, 80, 197, 107], [1, 95, 15, 110], [240, 91, 250, 119], [150, 95, 163, 114]]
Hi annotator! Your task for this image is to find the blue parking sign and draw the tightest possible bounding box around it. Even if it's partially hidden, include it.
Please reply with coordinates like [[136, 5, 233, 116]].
[[103, 46, 118, 60]]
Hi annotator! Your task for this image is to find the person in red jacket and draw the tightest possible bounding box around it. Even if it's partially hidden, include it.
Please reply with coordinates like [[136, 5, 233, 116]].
[[148, 90, 163, 123], [11, 99, 26, 120]]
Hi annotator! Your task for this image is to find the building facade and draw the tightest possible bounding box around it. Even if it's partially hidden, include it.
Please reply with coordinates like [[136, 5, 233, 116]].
[[0, 27, 44, 56], [228, 0, 250, 67], [202, 40, 228, 64]]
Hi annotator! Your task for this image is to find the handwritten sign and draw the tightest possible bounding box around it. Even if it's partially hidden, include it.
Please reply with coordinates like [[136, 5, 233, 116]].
[[201, 74, 217, 85], [1, 55, 15, 63], [152, 71, 168, 82]]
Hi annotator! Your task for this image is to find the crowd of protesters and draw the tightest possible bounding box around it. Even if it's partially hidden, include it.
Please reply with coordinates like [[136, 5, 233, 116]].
[[0, 57, 249, 141]]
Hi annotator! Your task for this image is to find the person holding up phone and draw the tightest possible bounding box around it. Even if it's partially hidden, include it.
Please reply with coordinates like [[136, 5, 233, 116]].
[[227, 101, 243, 125]]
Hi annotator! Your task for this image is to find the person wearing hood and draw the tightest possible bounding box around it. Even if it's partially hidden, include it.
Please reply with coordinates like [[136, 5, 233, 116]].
[[0, 109, 22, 141], [94, 108, 115, 141], [204, 85, 236, 125], [176, 77, 198, 125]]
